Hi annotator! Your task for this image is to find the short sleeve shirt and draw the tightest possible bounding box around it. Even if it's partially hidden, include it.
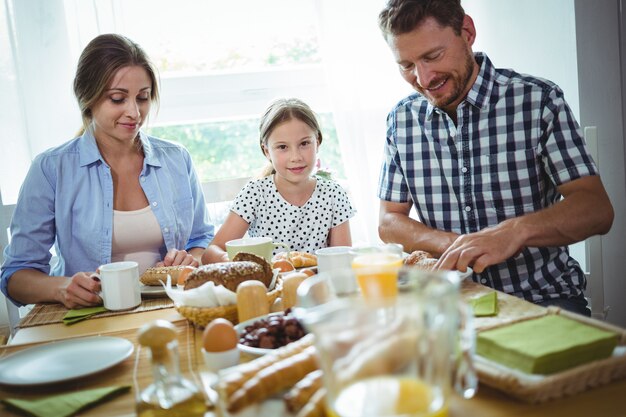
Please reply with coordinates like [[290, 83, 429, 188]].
[[231, 176, 355, 254], [378, 53, 597, 303]]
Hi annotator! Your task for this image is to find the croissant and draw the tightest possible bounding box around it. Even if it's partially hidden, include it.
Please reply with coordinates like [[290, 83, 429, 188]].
[[225, 345, 319, 412], [273, 251, 317, 268], [284, 369, 324, 413]]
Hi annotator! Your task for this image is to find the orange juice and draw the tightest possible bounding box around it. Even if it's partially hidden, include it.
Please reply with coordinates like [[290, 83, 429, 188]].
[[351, 253, 402, 299], [328, 376, 447, 417]]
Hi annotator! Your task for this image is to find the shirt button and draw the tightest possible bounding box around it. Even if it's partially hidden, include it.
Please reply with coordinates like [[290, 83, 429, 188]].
[[152, 202, 158, 207], [141, 177, 146, 182], [461, 166, 468, 173], [465, 206, 471, 212], [450, 131, 456, 138], [481, 278, 488, 284], [163, 227, 169, 233]]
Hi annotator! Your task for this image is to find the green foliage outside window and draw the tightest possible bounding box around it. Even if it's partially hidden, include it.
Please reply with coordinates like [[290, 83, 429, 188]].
[[146, 113, 345, 182]]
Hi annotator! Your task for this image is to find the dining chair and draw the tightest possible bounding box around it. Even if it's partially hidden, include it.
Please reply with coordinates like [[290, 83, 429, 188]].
[[0, 198, 22, 337], [201, 177, 251, 230]]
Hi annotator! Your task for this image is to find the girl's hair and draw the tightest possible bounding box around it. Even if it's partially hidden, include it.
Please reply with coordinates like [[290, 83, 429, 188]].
[[73, 33, 160, 135], [259, 98, 323, 177], [378, 0, 465, 38]]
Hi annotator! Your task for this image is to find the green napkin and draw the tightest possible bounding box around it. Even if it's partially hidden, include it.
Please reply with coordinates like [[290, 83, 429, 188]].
[[470, 291, 498, 317], [62, 306, 108, 325], [477, 315, 619, 374], [1, 385, 130, 417]]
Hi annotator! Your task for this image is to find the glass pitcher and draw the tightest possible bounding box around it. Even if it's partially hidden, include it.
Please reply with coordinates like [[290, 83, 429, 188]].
[[295, 268, 477, 417]]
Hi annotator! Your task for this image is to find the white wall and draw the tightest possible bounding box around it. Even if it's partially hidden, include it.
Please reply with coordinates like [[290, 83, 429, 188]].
[[574, 0, 626, 328]]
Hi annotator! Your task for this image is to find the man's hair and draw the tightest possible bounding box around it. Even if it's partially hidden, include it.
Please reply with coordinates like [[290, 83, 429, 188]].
[[378, 0, 465, 38]]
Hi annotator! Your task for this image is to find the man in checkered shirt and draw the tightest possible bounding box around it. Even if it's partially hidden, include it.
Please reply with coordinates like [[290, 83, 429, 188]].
[[377, 0, 614, 316]]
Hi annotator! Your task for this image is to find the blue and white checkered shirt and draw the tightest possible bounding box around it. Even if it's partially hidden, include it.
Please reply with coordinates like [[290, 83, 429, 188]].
[[378, 52, 597, 303]]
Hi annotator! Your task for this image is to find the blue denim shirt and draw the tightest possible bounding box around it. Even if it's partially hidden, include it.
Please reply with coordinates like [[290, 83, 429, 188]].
[[1, 130, 214, 305]]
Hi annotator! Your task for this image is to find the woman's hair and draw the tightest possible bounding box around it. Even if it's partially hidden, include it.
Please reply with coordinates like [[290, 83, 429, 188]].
[[73, 33, 160, 134], [378, 0, 465, 38], [258, 98, 323, 177]]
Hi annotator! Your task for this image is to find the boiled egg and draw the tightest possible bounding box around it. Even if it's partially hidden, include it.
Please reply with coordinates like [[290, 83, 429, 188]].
[[202, 318, 238, 352]]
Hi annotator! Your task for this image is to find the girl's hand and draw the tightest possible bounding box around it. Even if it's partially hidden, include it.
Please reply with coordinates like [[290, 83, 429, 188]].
[[156, 249, 200, 268], [58, 272, 102, 309]]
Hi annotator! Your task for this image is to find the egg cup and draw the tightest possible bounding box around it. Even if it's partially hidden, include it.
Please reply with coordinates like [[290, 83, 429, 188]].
[[202, 347, 240, 373]]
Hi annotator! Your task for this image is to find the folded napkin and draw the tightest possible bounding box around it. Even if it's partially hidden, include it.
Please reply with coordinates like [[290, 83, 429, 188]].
[[62, 306, 108, 325], [1, 385, 130, 417], [470, 291, 498, 317]]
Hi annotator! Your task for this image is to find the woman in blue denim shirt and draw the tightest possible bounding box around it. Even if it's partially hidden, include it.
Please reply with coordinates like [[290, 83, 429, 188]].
[[1, 34, 214, 309]]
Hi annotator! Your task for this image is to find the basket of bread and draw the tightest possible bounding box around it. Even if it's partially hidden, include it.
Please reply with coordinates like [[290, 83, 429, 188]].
[[142, 253, 282, 327]]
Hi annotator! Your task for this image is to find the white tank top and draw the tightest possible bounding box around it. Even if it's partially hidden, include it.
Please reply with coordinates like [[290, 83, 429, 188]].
[[111, 206, 164, 274]]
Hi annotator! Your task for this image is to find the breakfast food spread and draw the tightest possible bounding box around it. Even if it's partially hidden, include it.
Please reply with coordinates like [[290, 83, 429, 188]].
[[273, 251, 317, 268], [140, 265, 196, 286]]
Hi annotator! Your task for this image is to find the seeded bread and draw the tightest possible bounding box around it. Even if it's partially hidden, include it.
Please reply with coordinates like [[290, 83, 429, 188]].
[[185, 261, 272, 292]]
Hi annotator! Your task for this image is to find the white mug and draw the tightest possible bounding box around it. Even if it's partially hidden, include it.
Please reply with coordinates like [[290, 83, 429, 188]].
[[315, 246, 354, 273], [226, 237, 289, 262], [315, 246, 357, 294], [92, 261, 141, 311]]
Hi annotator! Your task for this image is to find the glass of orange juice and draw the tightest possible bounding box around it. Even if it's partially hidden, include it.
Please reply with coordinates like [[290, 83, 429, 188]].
[[350, 245, 403, 299], [294, 269, 475, 417]]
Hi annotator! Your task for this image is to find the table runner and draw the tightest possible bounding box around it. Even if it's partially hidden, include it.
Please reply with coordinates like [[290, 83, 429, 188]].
[[0, 318, 206, 417], [17, 298, 175, 329]]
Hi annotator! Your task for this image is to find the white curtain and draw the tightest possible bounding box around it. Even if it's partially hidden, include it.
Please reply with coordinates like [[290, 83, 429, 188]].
[[0, 0, 82, 204], [314, 0, 412, 246]]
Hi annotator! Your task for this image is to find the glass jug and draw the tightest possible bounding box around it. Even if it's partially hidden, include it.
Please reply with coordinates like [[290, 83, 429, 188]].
[[295, 268, 477, 417]]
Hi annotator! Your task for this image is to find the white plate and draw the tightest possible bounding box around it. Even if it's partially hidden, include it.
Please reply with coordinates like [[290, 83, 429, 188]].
[[0, 336, 134, 386], [141, 284, 166, 297]]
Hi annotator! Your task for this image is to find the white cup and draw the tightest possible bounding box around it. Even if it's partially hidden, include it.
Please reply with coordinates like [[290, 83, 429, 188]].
[[226, 237, 289, 262], [315, 246, 354, 273], [92, 261, 141, 311], [315, 247, 357, 295]]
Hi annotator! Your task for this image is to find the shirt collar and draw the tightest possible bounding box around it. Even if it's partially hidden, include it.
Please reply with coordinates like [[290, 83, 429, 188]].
[[77, 129, 161, 167], [425, 52, 495, 120]]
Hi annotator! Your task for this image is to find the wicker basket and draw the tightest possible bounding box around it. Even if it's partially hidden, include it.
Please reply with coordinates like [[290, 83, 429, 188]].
[[175, 279, 282, 327], [474, 307, 626, 403]]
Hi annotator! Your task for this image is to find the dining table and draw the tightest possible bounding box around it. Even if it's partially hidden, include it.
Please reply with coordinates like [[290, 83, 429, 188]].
[[1, 282, 626, 417]]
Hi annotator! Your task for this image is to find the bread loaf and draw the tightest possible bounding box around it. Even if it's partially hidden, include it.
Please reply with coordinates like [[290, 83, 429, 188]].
[[184, 262, 271, 292], [232, 252, 273, 282], [140, 265, 196, 286]]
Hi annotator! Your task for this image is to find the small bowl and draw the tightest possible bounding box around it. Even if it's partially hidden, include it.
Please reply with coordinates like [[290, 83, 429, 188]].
[[234, 313, 283, 357], [201, 347, 239, 372]]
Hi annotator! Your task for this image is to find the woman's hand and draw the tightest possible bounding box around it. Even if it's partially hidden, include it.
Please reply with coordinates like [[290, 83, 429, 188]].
[[156, 249, 200, 268], [57, 272, 102, 309]]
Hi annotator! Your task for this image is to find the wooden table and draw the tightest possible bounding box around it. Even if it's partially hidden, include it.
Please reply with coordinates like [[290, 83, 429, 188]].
[[3, 303, 626, 417]]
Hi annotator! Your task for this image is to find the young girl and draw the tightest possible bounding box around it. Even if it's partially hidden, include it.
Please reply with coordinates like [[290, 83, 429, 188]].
[[202, 98, 355, 263]]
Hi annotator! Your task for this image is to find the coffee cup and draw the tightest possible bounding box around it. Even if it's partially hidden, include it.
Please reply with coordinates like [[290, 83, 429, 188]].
[[315, 246, 354, 273], [226, 237, 289, 262], [92, 261, 141, 311]]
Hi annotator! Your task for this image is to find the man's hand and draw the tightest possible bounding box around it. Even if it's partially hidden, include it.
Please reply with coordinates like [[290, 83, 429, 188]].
[[435, 222, 525, 273], [57, 272, 102, 309]]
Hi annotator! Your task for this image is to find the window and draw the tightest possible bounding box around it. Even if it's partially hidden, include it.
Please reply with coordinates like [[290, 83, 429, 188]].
[[67, 0, 343, 182]]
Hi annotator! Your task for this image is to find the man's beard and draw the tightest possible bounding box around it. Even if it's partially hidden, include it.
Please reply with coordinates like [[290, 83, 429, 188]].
[[419, 49, 476, 110]]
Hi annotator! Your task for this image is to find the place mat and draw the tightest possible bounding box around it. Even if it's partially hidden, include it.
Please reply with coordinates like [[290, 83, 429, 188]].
[[17, 298, 175, 329], [0, 318, 208, 417], [474, 308, 626, 403], [460, 280, 548, 332]]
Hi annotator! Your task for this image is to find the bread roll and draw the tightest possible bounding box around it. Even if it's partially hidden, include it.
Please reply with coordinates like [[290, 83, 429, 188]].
[[140, 265, 197, 286], [184, 262, 271, 292]]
